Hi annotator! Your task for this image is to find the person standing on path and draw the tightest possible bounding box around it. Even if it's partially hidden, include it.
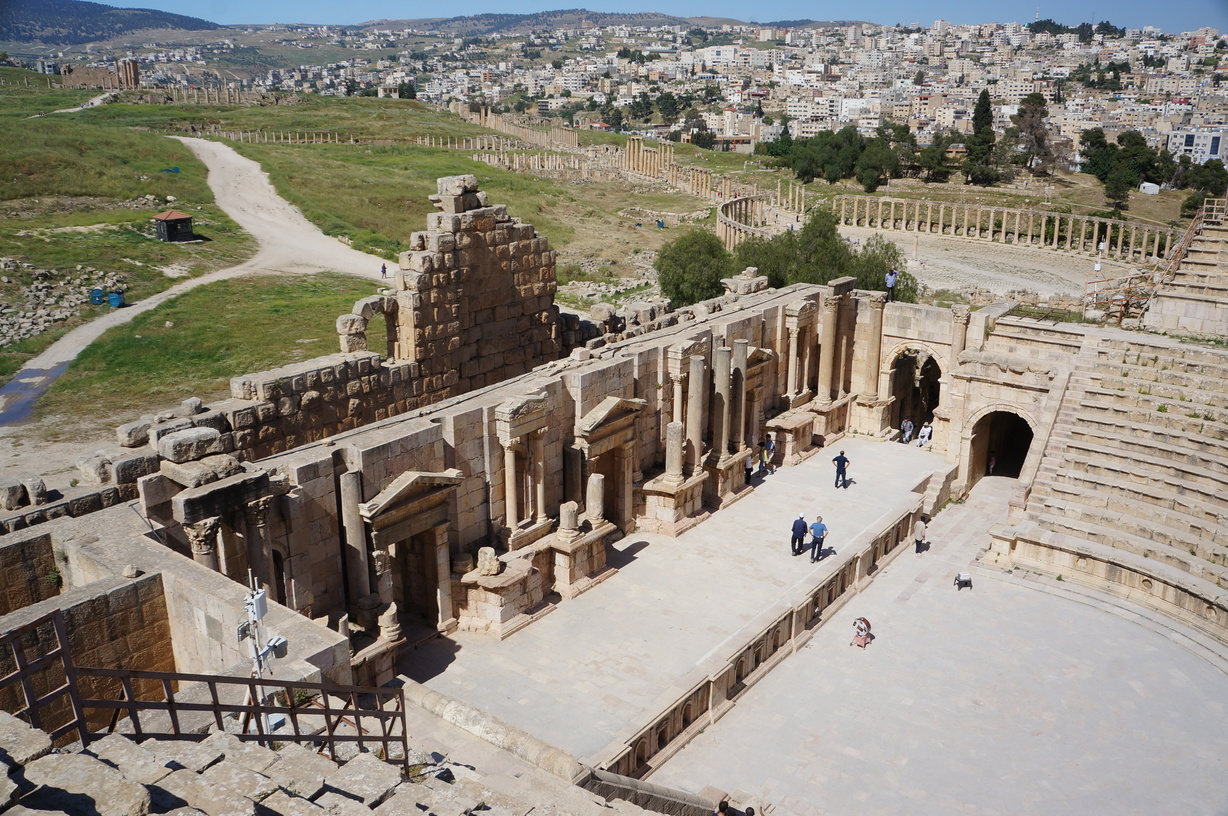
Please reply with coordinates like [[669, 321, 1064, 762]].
[[913, 514, 929, 554], [809, 516, 828, 562], [885, 268, 898, 302], [901, 416, 914, 444], [832, 450, 850, 489], [791, 513, 808, 557], [915, 421, 932, 447], [380, 262, 388, 278], [764, 433, 777, 474]]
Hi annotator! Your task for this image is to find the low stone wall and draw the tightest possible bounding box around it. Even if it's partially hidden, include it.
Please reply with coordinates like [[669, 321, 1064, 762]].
[[0, 573, 174, 740], [0, 534, 60, 615]]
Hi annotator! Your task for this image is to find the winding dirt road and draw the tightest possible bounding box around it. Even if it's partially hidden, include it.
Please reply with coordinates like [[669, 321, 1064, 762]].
[[0, 136, 390, 476]]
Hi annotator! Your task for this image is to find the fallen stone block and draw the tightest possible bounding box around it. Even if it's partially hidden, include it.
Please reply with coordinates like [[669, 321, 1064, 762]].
[[158, 427, 222, 464], [117, 418, 152, 448], [0, 478, 27, 511], [19, 475, 46, 506], [160, 454, 242, 489], [112, 452, 161, 485], [77, 451, 113, 485]]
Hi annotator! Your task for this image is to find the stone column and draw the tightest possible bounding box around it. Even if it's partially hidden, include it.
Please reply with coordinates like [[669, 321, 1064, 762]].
[[532, 429, 547, 524], [503, 439, 520, 530], [339, 469, 370, 601], [587, 472, 605, 525], [731, 340, 748, 451], [713, 346, 732, 458], [185, 517, 221, 572], [433, 521, 456, 633], [863, 294, 886, 400], [818, 297, 840, 402], [664, 421, 685, 485], [950, 306, 971, 370], [671, 373, 684, 425], [786, 327, 800, 396], [685, 354, 707, 473], [243, 497, 273, 596]]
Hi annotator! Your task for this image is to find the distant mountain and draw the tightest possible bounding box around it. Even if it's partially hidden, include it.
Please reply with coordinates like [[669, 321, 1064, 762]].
[[0, 0, 222, 44], [363, 10, 873, 36]]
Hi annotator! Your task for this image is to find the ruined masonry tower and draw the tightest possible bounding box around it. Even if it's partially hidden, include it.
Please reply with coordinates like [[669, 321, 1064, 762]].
[[339, 175, 561, 399]]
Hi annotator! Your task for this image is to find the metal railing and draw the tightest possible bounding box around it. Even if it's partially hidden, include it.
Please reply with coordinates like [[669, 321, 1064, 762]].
[[0, 609, 408, 767], [1083, 198, 1226, 322]]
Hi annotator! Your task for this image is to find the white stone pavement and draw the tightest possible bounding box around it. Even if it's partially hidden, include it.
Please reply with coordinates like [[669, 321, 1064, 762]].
[[400, 438, 951, 762], [651, 476, 1228, 816]]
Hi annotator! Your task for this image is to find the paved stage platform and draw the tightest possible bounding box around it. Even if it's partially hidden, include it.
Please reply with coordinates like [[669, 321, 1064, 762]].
[[650, 477, 1228, 815], [399, 438, 947, 761]]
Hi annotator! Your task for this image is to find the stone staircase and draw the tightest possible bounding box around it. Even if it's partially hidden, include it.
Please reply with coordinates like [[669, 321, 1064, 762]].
[[1143, 221, 1228, 337], [980, 316, 1088, 363], [0, 712, 662, 816], [1023, 336, 1228, 591]]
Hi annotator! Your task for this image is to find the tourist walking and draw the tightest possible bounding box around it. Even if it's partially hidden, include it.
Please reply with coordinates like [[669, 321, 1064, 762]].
[[380, 262, 387, 278], [791, 513, 808, 556], [885, 268, 898, 302], [809, 516, 828, 562], [832, 450, 850, 489], [852, 616, 872, 648], [913, 514, 929, 554], [764, 433, 777, 474], [915, 421, 932, 447], [901, 416, 914, 444]]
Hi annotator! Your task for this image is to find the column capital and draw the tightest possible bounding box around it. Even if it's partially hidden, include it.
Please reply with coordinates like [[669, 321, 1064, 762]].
[[822, 296, 841, 315], [869, 293, 888, 310], [952, 306, 971, 325], [185, 517, 220, 557]]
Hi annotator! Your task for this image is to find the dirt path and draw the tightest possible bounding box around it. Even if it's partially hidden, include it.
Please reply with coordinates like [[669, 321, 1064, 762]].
[[838, 224, 1122, 297], [0, 136, 391, 479]]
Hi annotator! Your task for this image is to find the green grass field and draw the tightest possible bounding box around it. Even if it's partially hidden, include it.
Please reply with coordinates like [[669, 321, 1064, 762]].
[[36, 272, 386, 435]]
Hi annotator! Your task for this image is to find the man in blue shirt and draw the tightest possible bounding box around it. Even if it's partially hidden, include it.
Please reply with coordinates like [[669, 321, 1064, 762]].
[[790, 513, 808, 556], [885, 268, 898, 302], [832, 450, 850, 488], [809, 516, 828, 562]]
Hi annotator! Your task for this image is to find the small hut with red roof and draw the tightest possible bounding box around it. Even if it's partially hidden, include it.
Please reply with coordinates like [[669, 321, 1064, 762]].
[[152, 209, 193, 242]]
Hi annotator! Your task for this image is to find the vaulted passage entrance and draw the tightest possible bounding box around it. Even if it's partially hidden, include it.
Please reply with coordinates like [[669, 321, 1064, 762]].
[[970, 411, 1033, 481], [890, 349, 941, 429]]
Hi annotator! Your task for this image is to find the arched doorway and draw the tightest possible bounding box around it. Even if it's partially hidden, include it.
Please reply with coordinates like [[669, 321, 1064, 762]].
[[890, 349, 942, 430], [969, 411, 1033, 481]]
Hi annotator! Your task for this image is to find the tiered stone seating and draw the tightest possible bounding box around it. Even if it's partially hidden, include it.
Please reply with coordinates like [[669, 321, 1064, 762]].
[[0, 713, 659, 816], [979, 317, 1087, 362], [1143, 222, 1228, 336], [1026, 338, 1228, 588]]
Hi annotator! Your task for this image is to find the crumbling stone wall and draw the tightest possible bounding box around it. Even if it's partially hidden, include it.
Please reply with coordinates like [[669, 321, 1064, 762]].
[[393, 175, 560, 397], [0, 535, 59, 616]]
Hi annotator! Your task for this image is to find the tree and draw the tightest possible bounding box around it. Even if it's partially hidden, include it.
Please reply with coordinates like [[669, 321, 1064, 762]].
[[657, 91, 679, 123], [691, 130, 716, 150], [962, 89, 998, 185], [656, 230, 731, 306], [855, 138, 897, 191], [396, 81, 415, 99], [917, 133, 955, 182], [1104, 165, 1134, 209], [913, 70, 926, 86], [1012, 92, 1053, 175], [551, 59, 563, 69]]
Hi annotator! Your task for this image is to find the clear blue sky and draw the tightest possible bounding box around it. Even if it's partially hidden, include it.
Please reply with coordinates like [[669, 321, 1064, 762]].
[[128, 0, 1228, 35]]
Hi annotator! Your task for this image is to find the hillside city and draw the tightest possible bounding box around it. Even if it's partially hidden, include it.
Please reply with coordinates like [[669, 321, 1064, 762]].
[[22, 17, 1228, 171]]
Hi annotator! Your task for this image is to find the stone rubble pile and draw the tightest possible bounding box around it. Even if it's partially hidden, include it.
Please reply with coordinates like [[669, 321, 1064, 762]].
[[0, 259, 127, 347]]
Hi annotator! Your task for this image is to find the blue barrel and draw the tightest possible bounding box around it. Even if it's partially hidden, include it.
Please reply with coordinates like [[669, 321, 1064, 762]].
[[89, 288, 104, 305], [108, 291, 126, 308], [657, 219, 665, 229]]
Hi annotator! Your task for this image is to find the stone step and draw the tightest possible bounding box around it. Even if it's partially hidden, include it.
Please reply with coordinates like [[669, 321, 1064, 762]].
[[1058, 447, 1227, 504], [321, 751, 403, 808], [201, 760, 280, 802], [264, 742, 336, 800], [1043, 477, 1224, 550], [150, 767, 258, 816], [258, 790, 327, 816], [19, 752, 152, 816], [88, 733, 175, 785]]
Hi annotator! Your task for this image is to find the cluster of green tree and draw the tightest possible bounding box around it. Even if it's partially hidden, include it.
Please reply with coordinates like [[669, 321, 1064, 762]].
[[1068, 60, 1130, 90], [1081, 128, 1228, 210], [1027, 19, 1124, 41], [685, 28, 709, 46], [0, 0, 219, 44], [655, 210, 912, 307], [616, 47, 660, 64]]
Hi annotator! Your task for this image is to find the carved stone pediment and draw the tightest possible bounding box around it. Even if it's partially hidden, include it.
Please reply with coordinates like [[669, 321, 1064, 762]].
[[496, 390, 550, 443], [785, 297, 819, 321], [577, 396, 647, 439], [360, 468, 463, 522]]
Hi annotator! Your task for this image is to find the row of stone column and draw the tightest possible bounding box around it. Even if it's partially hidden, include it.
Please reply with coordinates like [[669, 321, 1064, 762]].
[[183, 497, 273, 590], [837, 196, 1177, 261], [624, 137, 676, 177], [663, 339, 756, 483], [417, 135, 515, 152], [466, 107, 580, 151], [170, 86, 246, 105], [775, 180, 808, 215], [210, 127, 353, 144], [717, 195, 775, 250]]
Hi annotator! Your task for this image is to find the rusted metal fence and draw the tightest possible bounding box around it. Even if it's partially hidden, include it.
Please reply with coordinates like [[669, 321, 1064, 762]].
[[0, 609, 408, 767]]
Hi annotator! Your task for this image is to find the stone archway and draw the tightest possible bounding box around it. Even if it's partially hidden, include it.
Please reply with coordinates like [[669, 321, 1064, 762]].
[[969, 411, 1034, 483], [889, 348, 942, 431]]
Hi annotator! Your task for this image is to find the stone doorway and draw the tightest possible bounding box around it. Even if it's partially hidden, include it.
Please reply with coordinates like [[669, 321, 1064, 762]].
[[391, 530, 440, 626], [970, 411, 1033, 481], [890, 349, 941, 430]]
